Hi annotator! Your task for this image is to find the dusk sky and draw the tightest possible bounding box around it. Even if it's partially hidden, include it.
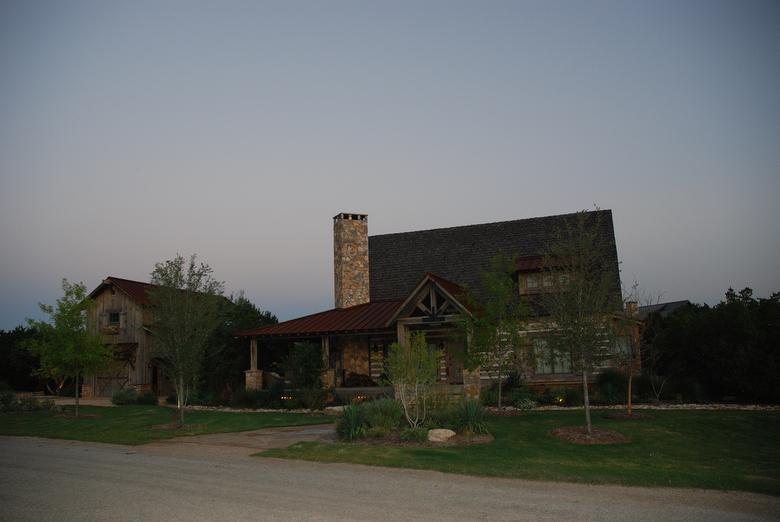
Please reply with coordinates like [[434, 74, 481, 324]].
[[1, 1, 778, 329]]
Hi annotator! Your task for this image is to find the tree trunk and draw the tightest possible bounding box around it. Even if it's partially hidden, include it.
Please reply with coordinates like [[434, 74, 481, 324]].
[[497, 368, 502, 409], [582, 369, 592, 435], [74, 371, 80, 419], [627, 370, 633, 416], [177, 377, 185, 427]]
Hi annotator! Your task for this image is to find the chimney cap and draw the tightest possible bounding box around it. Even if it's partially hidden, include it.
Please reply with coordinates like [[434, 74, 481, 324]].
[[333, 213, 368, 222]]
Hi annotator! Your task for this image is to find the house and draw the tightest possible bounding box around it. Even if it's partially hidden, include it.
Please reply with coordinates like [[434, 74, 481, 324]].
[[638, 300, 691, 321], [81, 277, 169, 398], [239, 210, 630, 398]]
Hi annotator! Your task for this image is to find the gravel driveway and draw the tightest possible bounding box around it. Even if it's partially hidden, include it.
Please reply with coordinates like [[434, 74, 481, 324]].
[[2, 435, 778, 521]]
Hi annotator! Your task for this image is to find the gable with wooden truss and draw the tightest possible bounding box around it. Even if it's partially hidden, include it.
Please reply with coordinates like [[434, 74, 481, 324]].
[[388, 273, 472, 326]]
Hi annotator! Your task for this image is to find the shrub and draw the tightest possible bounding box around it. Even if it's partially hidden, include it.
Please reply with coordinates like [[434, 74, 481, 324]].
[[336, 404, 368, 441], [111, 388, 138, 405], [136, 391, 159, 405], [564, 387, 583, 406], [190, 390, 220, 406], [594, 369, 627, 405], [297, 387, 328, 410], [363, 398, 404, 430], [456, 399, 489, 435], [0, 389, 17, 411], [480, 384, 499, 407], [513, 398, 537, 410], [17, 396, 57, 412], [231, 389, 272, 409], [344, 372, 378, 387], [506, 386, 535, 408], [399, 427, 428, 442]]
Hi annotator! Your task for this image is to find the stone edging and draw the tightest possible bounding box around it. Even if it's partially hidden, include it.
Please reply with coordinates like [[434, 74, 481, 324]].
[[489, 403, 780, 413]]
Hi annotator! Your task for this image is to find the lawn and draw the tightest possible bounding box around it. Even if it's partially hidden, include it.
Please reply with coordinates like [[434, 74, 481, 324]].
[[0, 405, 330, 445], [260, 409, 780, 496]]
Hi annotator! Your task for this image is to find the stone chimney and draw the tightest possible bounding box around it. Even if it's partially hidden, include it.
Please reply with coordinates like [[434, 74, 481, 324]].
[[333, 213, 369, 309]]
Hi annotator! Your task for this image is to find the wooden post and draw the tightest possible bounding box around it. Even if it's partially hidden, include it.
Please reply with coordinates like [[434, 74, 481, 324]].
[[250, 338, 258, 370]]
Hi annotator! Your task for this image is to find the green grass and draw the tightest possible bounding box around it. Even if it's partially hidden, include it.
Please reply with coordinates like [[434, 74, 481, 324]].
[[260, 409, 780, 496], [0, 405, 330, 445]]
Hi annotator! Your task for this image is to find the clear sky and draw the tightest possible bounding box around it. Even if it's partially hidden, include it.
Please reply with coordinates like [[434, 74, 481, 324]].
[[1, 0, 778, 329]]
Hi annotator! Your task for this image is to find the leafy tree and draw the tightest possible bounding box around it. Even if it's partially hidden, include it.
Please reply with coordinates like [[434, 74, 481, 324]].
[[386, 331, 440, 428], [25, 279, 113, 417], [0, 326, 39, 391], [202, 292, 277, 399], [540, 210, 621, 434], [461, 253, 529, 409], [281, 341, 323, 389], [643, 288, 780, 403], [149, 254, 224, 425]]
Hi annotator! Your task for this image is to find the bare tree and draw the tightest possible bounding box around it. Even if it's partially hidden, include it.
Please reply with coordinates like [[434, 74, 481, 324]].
[[541, 210, 621, 435], [149, 254, 224, 426]]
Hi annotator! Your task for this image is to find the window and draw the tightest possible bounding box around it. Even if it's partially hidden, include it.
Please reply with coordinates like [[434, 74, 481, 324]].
[[108, 312, 120, 326], [533, 338, 572, 375], [614, 336, 631, 357], [542, 274, 554, 288], [526, 274, 539, 290]]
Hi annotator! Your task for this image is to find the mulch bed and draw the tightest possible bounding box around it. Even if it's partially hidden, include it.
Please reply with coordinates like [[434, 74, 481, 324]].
[[602, 412, 655, 420], [488, 408, 529, 417], [551, 426, 630, 445], [356, 431, 494, 448]]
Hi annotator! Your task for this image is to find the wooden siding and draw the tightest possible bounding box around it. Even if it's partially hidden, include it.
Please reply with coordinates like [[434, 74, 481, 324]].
[[86, 285, 152, 396]]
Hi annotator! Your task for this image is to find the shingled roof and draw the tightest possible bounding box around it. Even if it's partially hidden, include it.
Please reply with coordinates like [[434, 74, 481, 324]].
[[368, 209, 621, 302]]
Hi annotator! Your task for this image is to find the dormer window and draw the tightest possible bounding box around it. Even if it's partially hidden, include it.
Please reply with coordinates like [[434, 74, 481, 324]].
[[108, 312, 120, 326]]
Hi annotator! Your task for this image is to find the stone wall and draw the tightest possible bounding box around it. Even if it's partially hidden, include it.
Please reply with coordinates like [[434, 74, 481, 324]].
[[340, 337, 370, 376], [333, 213, 370, 309]]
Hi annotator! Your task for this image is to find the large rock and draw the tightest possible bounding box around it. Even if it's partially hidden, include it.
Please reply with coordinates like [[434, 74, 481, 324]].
[[427, 429, 456, 443]]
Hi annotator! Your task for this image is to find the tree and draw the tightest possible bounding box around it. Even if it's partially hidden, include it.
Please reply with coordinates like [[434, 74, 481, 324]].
[[25, 279, 112, 417], [461, 254, 529, 409], [202, 292, 277, 399], [149, 254, 224, 425], [541, 210, 621, 435], [0, 326, 40, 391], [386, 331, 440, 428]]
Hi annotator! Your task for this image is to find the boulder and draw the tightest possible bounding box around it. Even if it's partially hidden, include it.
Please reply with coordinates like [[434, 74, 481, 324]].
[[427, 428, 456, 442]]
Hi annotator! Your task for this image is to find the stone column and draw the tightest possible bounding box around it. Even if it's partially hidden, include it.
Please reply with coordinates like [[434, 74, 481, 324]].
[[245, 338, 263, 390], [463, 367, 481, 400], [81, 381, 94, 399]]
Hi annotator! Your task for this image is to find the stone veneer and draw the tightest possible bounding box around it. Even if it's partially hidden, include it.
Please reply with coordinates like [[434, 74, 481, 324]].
[[333, 213, 370, 309]]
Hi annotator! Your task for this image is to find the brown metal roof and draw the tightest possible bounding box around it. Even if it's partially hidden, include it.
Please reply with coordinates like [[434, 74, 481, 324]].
[[89, 276, 154, 305], [238, 299, 402, 338]]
